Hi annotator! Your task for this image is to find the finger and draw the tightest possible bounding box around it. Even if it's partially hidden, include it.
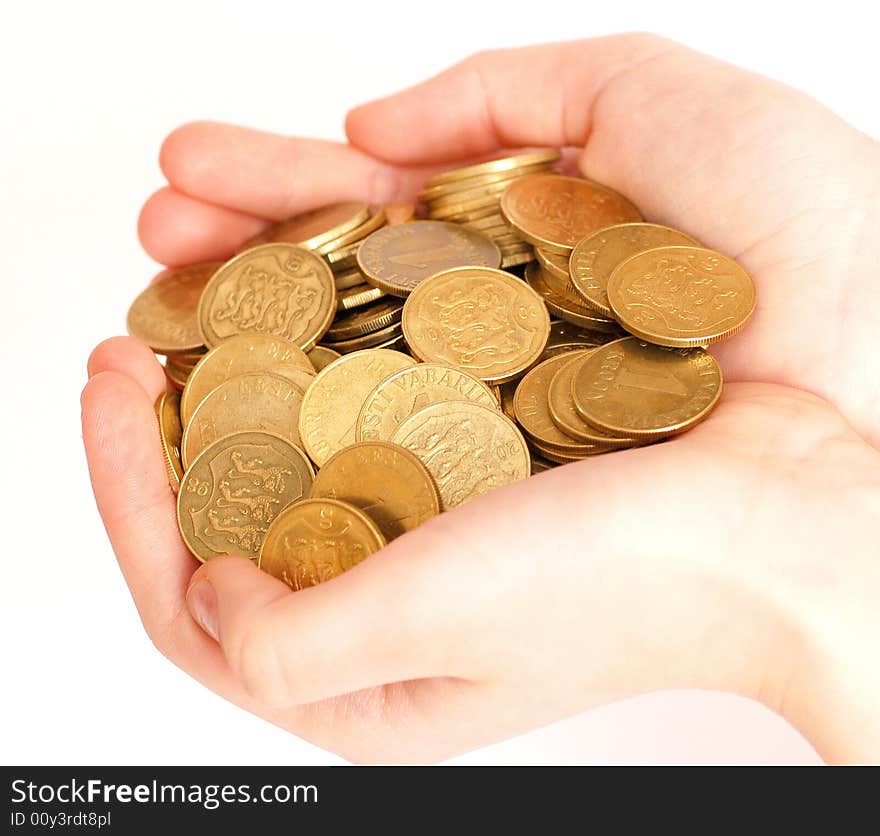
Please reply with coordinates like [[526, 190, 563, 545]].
[[138, 186, 267, 266], [159, 121, 438, 220], [345, 34, 677, 164], [87, 336, 168, 396], [187, 516, 472, 708]]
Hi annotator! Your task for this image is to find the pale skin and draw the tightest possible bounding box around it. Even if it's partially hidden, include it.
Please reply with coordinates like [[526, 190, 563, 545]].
[[82, 34, 880, 764]]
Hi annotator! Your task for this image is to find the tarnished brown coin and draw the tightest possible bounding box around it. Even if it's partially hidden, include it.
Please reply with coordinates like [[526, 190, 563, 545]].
[[238, 202, 370, 252], [325, 298, 403, 341], [390, 401, 530, 509], [307, 345, 342, 372], [357, 220, 501, 297], [198, 244, 336, 350], [180, 334, 314, 428], [425, 150, 561, 188], [547, 351, 635, 447], [402, 266, 550, 383], [500, 174, 642, 254], [177, 431, 314, 563], [155, 391, 184, 492], [181, 371, 306, 468], [357, 363, 498, 442], [259, 498, 385, 590], [570, 223, 699, 316], [127, 262, 221, 353], [524, 261, 620, 333], [310, 442, 441, 540], [298, 348, 415, 466], [513, 355, 603, 456], [607, 246, 757, 347], [571, 337, 723, 438]]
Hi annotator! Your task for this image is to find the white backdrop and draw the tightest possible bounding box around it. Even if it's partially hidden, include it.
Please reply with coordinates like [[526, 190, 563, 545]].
[[6, 0, 874, 765]]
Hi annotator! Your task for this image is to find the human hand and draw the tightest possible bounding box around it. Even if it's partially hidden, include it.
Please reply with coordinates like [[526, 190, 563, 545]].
[[83, 34, 880, 763]]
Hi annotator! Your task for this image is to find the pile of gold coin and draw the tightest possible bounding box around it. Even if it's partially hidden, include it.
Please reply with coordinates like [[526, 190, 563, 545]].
[[126, 152, 756, 592], [418, 150, 560, 268]]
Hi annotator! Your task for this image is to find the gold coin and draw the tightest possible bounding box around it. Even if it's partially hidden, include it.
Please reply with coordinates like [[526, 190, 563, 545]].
[[334, 268, 368, 290], [425, 178, 523, 209], [528, 440, 606, 464], [307, 345, 342, 371], [314, 208, 386, 255], [496, 379, 517, 420], [524, 261, 619, 333], [310, 441, 440, 541], [127, 262, 222, 353], [425, 150, 561, 188], [390, 401, 530, 509], [500, 174, 642, 254], [607, 246, 757, 347], [325, 298, 403, 341], [298, 348, 415, 466], [419, 162, 556, 203], [530, 454, 556, 474], [383, 202, 417, 225], [357, 220, 502, 297], [181, 371, 306, 468], [198, 243, 336, 350], [500, 249, 536, 269], [357, 363, 498, 442], [337, 283, 386, 310], [540, 319, 622, 361], [177, 431, 314, 563], [571, 337, 723, 439], [155, 391, 184, 492], [546, 351, 635, 447], [460, 213, 507, 231], [164, 358, 191, 389], [534, 247, 570, 283], [427, 193, 512, 219], [402, 266, 550, 384], [513, 355, 600, 455], [180, 334, 314, 428], [323, 321, 404, 354], [258, 498, 385, 590], [569, 223, 699, 316], [429, 202, 507, 224], [237, 202, 370, 252]]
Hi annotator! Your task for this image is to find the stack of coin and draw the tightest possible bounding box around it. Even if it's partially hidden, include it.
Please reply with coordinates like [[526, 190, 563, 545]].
[[419, 150, 560, 268], [126, 158, 756, 593]]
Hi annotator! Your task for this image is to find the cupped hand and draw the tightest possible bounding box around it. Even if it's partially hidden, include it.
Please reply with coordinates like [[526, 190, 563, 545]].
[[83, 34, 880, 764]]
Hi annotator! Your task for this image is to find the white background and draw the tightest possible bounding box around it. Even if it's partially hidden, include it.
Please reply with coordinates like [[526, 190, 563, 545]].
[[4, 0, 875, 765]]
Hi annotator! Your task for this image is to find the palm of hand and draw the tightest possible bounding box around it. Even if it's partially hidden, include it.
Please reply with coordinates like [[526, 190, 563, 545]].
[[83, 35, 880, 763]]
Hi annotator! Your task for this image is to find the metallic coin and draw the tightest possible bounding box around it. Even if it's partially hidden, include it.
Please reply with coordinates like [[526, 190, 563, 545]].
[[426, 178, 524, 209], [259, 498, 385, 590], [419, 162, 556, 203], [181, 371, 306, 468], [496, 379, 517, 420], [571, 337, 723, 438], [357, 220, 502, 298], [198, 244, 336, 350], [534, 247, 570, 283], [546, 351, 635, 446], [337, 283, 386, 310], [429, 202, 507, 224], [607, 246, 757, 347], [334, 268, 368, 290], [427, 193, 513, 219], [500, 249, 536, 269], [365, 333, 410, 353], [384, 203, 417, 225], [425, 150, 561, 188], [528, 440, 607, 464], [525, 261, 619, 332], [529, 453, 556, 474], [326, 298, 403, 341], [127, 262, 222, 353], [500, 174, 642, 254], [307, 345, 342, 372], [357, 363, 498, 442], [391, 401, 530, 509], [238, 202, 370, 252], [540, 319, 622, 361], [164, 359, 191, 389], [323, 322, 404, 354], [402, 266, 550, 384], [569, 223, 699, 316], [180, 334, 314, 428], [460, 213, 507, 231], [314, 208, 386, 255], [177, 431, 314, 563], [310, 441, 441, 540], [298, 348, 415, 466], [155, 391, 184, 492], [513, 355, 600, 455]]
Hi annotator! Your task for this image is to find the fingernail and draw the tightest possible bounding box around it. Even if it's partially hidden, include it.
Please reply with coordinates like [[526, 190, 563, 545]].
[[187, 580, 219, 641]]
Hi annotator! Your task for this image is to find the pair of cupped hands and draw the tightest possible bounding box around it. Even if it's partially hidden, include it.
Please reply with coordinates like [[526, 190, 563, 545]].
[[82, 35, 880, 764]]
